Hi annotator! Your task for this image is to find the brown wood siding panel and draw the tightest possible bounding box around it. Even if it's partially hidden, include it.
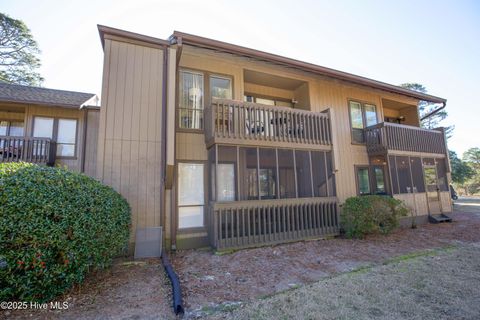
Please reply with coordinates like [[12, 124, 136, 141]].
[[84, 110, 100, 177], [97, 40, 165, 246]]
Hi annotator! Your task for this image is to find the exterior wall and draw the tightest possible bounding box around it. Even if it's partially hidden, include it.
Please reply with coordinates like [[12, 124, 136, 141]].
[[0, 102, 93, 173], [96, 37, 166, 246], [83, 109, 100, 177]]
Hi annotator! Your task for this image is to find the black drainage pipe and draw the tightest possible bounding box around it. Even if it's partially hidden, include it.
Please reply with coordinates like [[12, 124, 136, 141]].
[[162, 251, 184, 315]]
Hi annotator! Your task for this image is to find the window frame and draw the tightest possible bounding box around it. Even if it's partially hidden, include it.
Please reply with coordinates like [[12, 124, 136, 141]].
[[0, 120, 25, 136], [244, 93, 294, 108], [348, 99, 378, 144], [176, 68, 234, 133], [176, 161, 207, 232], [32, 116, 79, 159], [355, 165, 372, 196]]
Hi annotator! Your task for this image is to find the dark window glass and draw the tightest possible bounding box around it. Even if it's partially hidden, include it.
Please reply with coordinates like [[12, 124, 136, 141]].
[[311, 151, 327, 197], [373, 166, 386, 194], [259, 148, 277, 199], [295, 150, 312, 198], [410, 157, 425, 193], [436, 158, 448, 192], [357, 167, 371, 195], [396, 156, 412, 193], [217, 146, 237, 201], [389, 155, 399, 194], [278, 149, 296, 198], [326, 152, 336, 196]]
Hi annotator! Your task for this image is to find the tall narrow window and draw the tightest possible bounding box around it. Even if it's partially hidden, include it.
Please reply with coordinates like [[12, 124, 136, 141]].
[[373, 166, 386, 194], [326, 152, 336, 196], [178, 163, 204, 228], [56, 119, 77, 157], [436, 158, 449, 192], [389, 155, 399, 194], [349, 101, 377, 143], [410, 157, 425, 192], [356, 167, 371, 195], [179, 70, 204, 129]]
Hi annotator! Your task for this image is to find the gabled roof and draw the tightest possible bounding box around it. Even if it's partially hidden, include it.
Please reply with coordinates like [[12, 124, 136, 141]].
[[0, 82, 98, 109], [97, 25, 447, 104]]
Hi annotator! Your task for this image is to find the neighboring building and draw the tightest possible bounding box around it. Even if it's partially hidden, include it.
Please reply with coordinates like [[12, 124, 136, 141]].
[[0, 82, 99, 174], [0, 25, 452, 253]]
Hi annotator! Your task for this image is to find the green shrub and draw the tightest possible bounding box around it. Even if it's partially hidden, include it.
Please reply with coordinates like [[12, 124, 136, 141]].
[[0, 162, 130, 302], [340, 195, 409, 238]]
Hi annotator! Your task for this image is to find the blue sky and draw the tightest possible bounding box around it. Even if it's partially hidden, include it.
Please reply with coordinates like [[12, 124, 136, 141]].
[[3, 0, 479, 155]]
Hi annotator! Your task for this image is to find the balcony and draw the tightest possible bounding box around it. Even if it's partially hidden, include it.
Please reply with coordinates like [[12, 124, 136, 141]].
[[0, 136, 56, 166], [365, 122, 447, 156], [205, 99, 332, 149], [208, 197, 339, 250]]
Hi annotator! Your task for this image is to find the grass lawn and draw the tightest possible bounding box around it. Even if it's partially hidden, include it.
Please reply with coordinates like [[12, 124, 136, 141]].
[[212, 243, 480, 320]]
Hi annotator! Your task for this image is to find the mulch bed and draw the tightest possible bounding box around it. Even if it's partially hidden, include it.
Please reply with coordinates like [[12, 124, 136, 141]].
[[172, 210, 480, 311]]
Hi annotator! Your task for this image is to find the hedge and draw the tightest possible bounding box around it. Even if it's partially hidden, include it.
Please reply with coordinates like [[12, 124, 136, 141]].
[[340, 195, 409, 238], [0, 162, 130, 302]]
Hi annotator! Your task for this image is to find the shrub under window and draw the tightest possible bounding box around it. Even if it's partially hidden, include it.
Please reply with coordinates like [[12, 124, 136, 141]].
[[0, 162, 130, 302], [340, 195, 409, 238]]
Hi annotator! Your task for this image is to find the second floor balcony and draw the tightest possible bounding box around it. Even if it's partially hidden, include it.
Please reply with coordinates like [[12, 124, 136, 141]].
[[365, 122, 447, 156], [205, 99, 332, 149]]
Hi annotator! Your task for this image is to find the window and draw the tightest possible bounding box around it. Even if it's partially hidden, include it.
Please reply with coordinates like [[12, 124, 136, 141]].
[[33, 117, 77, 157], [372, 166, 386, 194], [396, 156, 413, 193], [356, 167, 371, 195], [244, 95, 294, 108], [179, 71, 233, 130], [389, 155, 400, 194], [349, 101, 377, 143], [210, 76, 232, 100], [0, 120, 24, 136], [179, 70, 204, 129], [178, 163, 204, 228]]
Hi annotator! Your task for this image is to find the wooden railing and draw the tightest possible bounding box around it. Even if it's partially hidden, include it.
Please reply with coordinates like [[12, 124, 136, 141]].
[[0, 136, 56, 166], [205, 99, 332, 149], [209, 197, 338, 250], [365, 122, 447, 155]]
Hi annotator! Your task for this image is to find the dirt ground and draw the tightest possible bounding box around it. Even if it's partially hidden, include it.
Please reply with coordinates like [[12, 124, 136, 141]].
[[214, 243, 480, 320], [2, 259, 175, 320], [2, 197, 479, 319], [172, 207, 480, 316]]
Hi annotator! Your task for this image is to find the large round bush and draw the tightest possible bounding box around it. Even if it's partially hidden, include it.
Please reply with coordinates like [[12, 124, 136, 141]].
[[341, 195, 409, 238], [0, 162, 130, 302]]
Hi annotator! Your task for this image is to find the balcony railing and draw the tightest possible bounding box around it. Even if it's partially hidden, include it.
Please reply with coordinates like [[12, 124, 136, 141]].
[[0, 136, 56, 166], [205, 99, 332, 149], [208, 197, 339, 250], [365, 122, 447, 155]]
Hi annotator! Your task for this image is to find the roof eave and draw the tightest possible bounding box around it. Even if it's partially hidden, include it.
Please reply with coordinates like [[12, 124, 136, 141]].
[[97, 24, 170, 50], [172, 31, 446, 104]]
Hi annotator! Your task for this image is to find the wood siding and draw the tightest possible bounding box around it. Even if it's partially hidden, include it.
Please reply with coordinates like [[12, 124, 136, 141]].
[[97, 38, 165, 245], [178, 45, 421, 203], [83, 109, 100, 177]]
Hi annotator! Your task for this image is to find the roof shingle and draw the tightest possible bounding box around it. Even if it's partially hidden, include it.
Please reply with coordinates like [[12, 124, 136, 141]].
[[0, 82, 97, 108]]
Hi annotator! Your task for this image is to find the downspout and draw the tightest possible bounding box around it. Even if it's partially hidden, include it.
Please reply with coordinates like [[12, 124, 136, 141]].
[[420, 102, 446, 121], [80, 109, 88, 173], [160, 43, 184, 316]]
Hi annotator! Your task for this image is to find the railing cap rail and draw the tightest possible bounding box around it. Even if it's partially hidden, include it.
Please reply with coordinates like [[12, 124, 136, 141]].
[[212, 196, 337, 210], [210, 98, 329, 117], [365, 122, 444, 134], [0, 135, 54, 142]]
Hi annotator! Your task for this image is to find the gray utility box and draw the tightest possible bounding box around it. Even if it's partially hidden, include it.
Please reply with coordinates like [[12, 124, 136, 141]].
[[134, 227, 163, 259]]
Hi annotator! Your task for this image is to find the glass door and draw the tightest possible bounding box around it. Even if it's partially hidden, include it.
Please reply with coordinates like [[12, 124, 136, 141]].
[[423, 165, 441, 214]]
